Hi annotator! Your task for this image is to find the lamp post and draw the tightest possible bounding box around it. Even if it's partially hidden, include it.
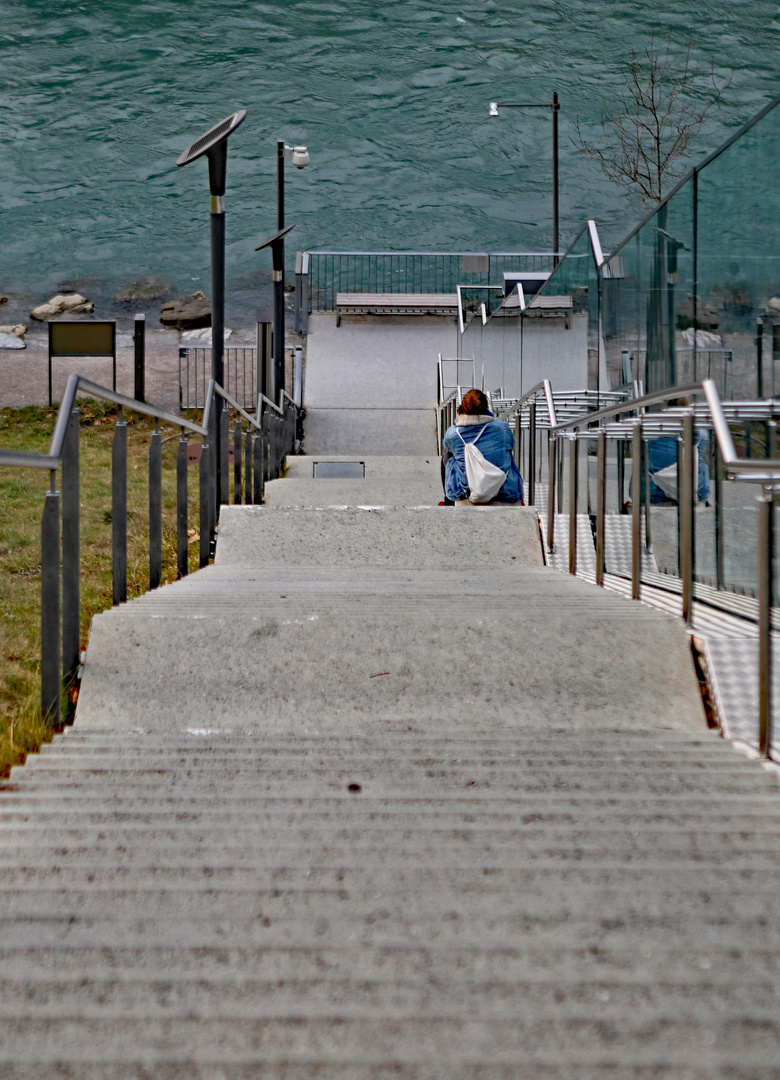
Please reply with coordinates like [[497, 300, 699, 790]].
[[274, 141, 310, 400], [489, 93, 560, 261], [255, 224, 297, 403], [176, 109, 247, 506]]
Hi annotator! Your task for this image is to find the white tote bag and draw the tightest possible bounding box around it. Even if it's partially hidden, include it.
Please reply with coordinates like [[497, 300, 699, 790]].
[[458, 425, 507, 504], [651, 447, 699, 503]]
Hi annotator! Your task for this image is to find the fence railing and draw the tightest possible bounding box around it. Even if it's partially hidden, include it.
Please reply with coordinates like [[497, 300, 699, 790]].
[[0, 376, 299, 724], [299, 251, 559, 317], [537, 379, 780, 759], [180, 347, 258, 410]]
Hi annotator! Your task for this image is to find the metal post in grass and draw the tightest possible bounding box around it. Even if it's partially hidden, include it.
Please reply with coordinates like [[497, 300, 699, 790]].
[[176, 109, 247, 511], [244, 427, 253, 504], [199, 437, 211, 570], [41, 473, 61, 723], [176, 433, 188, 579], [112, 410, 128, 606], [61, 406, 80, 682], [149, 423, 162, 589], [233, 418, 242, 504]]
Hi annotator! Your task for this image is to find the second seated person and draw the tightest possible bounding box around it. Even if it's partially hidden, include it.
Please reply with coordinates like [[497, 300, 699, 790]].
[[442, 388, 524, 505]]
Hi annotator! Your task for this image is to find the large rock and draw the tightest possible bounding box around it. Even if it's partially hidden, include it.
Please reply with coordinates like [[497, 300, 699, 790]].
[[160, 291, 211, 329], [0, 323, 27, 339], [30, 293, 94, 320], [766, 296, 780, 318], [0, 332, 25, 349]]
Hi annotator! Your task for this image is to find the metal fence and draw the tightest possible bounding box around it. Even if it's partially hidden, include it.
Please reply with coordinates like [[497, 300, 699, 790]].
[[0, 375, 299, 724], [533, 380, 780, 759], [180, 347, 258, 410], [301, 251, 559, 314]]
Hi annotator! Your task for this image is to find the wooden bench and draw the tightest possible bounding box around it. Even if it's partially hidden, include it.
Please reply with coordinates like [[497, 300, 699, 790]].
[[499, 291, 574, 329], [336, 292, 458, 326]]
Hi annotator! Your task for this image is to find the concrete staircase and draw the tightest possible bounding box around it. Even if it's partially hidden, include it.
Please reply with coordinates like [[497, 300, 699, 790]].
[[1, 456, 779, 1075]]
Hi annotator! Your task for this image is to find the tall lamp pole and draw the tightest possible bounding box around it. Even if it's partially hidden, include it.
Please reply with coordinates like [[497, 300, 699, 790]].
[[176, 109, 247, 505], [489, 92, 560, 261], [274, 141, 310, 400], [256, 224, 297, 402]]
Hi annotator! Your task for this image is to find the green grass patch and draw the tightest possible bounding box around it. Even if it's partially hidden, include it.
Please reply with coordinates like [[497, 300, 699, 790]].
[[0, 401, 205, 778]]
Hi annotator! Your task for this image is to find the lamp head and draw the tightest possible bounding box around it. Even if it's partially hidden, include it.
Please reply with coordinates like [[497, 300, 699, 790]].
[[176, 109, 247, 197], [489, 102, 499, 117], [291, 145, 310, 169]]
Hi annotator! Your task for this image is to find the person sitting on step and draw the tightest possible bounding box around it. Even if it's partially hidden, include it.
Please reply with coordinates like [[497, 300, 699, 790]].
[[441, 388, 524, 506]]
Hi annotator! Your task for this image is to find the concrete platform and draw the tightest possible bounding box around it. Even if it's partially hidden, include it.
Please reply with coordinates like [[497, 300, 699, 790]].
[[302, 313, 447, 455]]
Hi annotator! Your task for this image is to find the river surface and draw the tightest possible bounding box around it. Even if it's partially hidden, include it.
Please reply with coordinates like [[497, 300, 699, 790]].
[[1, 1, 778, 322]]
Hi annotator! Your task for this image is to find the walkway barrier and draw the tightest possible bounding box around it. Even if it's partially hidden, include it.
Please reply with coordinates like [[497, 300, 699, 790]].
[[298, 250, 559, 321], [543, 380, 780, 759], [179, 346, 258, 410], [0, 376, 299, 724]]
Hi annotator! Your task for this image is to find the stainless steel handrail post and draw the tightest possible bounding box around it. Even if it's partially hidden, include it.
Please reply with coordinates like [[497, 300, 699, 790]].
[[528, 401, 536, 506], [41, 474, 61, 723], [208, 407, 218, 555], [149, 423, 163, 590], [233, 418, 242, 504], [596, 429, 606, 586], [680, 412, 695, 625], [244, 427, 253, 504], [220, 408, 229, 506], [112, 410, 128, 606], [547, 435, 556, 553], [61, 406, 80, 681], [757, 486, 774, 758], [568, 436, 578, 575], [714, 434, 724, 590], [632, 421, 642, 600], [176, 434, 188, 579], [253, 430, 263, 504], [644, 436, 653, 555], [199, 435, 211, 569]]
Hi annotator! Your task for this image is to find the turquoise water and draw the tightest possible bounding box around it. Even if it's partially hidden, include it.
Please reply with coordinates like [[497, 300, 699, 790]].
[[1, 0, 778, 317]]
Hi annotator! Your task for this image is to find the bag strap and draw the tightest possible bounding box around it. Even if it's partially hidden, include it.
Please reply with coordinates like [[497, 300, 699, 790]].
[[457, 422, 489, 448]]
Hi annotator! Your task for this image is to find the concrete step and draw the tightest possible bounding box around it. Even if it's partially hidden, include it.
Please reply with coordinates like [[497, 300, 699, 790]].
[[213, 505, 544, 568], [0, 1013, 777, 1063]]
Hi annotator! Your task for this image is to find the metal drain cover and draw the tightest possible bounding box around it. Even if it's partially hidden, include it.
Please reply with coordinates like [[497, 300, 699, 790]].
[[313, 461, 365, 479]]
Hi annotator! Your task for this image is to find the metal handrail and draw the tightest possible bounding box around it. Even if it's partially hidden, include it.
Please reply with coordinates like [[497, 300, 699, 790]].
[[499, 380, 558, 428], [0, 373, 303, 728], [215, 383, 262, 430], [548, 378, 778, 759], [551, 383, 705, 433], [0, 375, 210, 472]]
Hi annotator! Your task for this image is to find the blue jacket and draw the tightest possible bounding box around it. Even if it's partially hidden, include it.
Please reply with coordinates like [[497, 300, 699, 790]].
[[442, 415, 524, 502], [647, 431, 710, 503]]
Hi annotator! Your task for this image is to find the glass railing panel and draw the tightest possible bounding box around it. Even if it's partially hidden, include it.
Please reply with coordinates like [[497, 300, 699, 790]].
[[697, 101, 780, 401]]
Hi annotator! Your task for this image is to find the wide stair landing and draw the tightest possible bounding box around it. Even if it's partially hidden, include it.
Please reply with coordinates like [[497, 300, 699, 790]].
[[2, 460, 779, 1076]]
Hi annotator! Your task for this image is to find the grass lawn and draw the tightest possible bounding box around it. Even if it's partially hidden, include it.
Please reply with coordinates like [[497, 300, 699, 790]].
[[0, 400, 205, 778]]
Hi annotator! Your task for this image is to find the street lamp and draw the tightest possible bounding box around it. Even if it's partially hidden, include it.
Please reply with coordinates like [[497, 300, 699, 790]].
[[255, 223, 296, 402], [489, 93, 560, 261], [273, 140, 310, 401], [176, 108, 247, 506]]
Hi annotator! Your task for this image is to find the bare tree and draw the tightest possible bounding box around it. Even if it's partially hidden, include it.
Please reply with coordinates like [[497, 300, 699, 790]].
[[577, 34, 729, 206]]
